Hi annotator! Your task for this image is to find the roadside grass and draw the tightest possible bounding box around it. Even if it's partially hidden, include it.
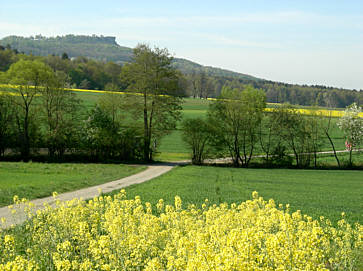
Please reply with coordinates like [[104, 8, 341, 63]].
[[240, 151, 363, 168], [0, 162, 146, 207], [108, 165, 363, 225], [316, 151, 363, 166], [154, 152, 189, 162]]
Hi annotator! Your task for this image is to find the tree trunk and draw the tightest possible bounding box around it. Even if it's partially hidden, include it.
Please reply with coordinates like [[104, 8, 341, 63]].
[[143, 93, 150, 162], [324, 131, 340, 168], [314, 148, 317, 168], [22, 106, 30, 161]]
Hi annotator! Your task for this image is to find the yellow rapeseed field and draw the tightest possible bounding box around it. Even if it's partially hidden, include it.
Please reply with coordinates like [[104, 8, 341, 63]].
[[263, 107, 362, 118], [0, 191, 362, 270]]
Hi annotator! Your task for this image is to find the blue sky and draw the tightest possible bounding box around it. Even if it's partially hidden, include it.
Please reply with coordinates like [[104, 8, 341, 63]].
[[1, 0, 362, 89]]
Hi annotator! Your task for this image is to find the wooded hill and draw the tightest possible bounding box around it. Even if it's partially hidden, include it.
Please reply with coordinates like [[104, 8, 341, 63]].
[[0, 35, 258, 81]]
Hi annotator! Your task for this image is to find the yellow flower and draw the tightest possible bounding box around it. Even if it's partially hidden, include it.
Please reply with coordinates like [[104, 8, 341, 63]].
[[0, 191, 361, 271]]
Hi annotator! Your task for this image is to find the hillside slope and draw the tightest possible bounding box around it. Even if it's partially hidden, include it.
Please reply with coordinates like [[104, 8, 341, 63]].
[[0, 35, 259, 81]]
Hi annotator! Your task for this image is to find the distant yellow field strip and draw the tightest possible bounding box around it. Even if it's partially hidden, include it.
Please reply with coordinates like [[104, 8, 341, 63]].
[[0, 84, 168, 97], [1, 84, 362, 117], [65, 87, 136, 95], [207, 97, 363, 118], [264, 107, 363, 118], [0, 84, 133, 96]]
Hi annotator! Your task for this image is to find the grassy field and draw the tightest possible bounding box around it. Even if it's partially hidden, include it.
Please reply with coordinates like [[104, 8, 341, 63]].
[[109, 165, 363, 225], [0, 162, 146, 207]]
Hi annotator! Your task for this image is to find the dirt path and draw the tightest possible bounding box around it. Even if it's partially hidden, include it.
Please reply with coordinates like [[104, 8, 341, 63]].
[[204, 149, 362, 164], [0, 163, 179, 229]]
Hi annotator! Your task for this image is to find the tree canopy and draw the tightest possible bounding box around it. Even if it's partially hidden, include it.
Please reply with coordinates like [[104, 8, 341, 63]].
[[121, 44, 183, 161]]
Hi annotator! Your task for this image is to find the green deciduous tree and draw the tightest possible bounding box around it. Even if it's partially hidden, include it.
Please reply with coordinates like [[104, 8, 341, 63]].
[[5, 59, 54, 160], [82, 105, 143, 161], [40, 71, 81, 158], [271, 104, 315, 168], [305, 111, 324, 167], [258, 112, 285, 166], [0, 94, 16, 156], [208, 85, 266, 167], [182, 118, 211, 165], [121, 44, 183, 161]]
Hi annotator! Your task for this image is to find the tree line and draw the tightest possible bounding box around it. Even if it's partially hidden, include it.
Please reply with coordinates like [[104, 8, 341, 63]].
[[1, 44, 362, 108], [182, 86, 362, 168]]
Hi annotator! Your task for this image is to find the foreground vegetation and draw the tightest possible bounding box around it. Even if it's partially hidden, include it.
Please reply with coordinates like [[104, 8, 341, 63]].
[[116, 166, 363, 225], [0, 162, 145, 207], [0, 190, 361, 270]]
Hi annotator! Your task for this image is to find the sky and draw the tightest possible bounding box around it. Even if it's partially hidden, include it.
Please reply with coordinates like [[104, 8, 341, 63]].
[[0, 0, 362, 90]]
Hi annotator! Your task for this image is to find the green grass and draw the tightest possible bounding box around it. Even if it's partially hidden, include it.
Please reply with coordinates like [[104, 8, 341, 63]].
[[0, 162, 146, 207], [317, 151, 363, 166], [109, 165, 363, 225]]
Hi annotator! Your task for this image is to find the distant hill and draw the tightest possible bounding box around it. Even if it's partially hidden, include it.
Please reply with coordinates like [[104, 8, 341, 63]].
[[0, 35, 259, 81]]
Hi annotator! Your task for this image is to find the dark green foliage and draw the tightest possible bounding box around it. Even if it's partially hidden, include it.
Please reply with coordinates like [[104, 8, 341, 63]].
[[270, 105, 313, 167], [61, 52, 69, 60], [224, 79, 362, 107], [258, 113, 290, 166], [0, 35, 131, 63], [39, 73, 81, 158], [81, 106, 143, 161], [208, 85, 266, 167], [4, 60, 54, 160], [0, 95, 16, 156], [0, 48, 18, 71], [268, 105, 325, 168], [181, 118, 211, 164]]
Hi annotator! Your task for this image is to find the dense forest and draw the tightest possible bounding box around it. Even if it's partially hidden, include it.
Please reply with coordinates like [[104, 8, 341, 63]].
[[0, 35, 362, 107]]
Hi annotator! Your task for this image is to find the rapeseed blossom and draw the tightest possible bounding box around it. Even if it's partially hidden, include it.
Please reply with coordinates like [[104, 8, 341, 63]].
[[0, 191, 362, 270]]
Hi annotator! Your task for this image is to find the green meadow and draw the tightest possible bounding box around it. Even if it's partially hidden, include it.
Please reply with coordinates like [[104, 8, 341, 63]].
[[109, 165, 363, 225]]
